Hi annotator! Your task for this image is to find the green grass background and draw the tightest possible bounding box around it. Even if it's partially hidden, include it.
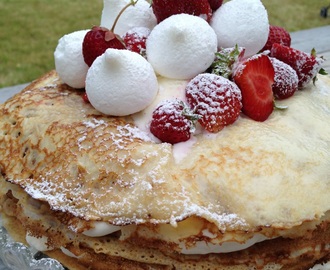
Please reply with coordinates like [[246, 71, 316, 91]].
[[0, 0, 329, 87]]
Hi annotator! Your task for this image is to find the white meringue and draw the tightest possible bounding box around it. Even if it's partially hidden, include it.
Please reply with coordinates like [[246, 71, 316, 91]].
[[146, 14, 218, 80], [210, 0, 269, 57], [54, 30, 89, 89], [85, 49, 158, 116], [101, 0, 157, 36]]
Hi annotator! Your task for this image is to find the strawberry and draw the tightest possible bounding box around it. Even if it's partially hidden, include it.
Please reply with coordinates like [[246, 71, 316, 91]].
[[151, 0, 212, 23], [210, 45, 245, 79], [82, 92, 90, 103], [261, 25, 291, 52], [82, 1, 139, 66], [270, 57, 298, 100], [233, 54, 275, 122], [208, 0, 223, 10], [150, 99, 198, 144], [122, 27, 150, 56], [82, 26, 126, 67], [185, 73, 242, 133], [270, 43, 326, 88]]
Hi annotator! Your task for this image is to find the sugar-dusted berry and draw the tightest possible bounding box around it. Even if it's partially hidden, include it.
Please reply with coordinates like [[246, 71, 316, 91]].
[[261, 25, 291, 52], [150, 99, 198, 144], [185, 73, 242, 133], [270, 43, 326, 88], [270, 57, 298, 100], [122, 26, 150, 55]]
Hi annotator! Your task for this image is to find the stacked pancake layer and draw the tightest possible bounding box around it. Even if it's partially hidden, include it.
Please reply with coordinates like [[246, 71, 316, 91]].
[[0, 71, 330, 269]]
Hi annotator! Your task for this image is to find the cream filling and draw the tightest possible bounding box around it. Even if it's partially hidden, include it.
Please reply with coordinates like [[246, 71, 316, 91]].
[[60, 246, 83, 259], [26, 233, 51, 252], [179, 233, 271, 254], [82, 221, 272, 254], [82, 221, 122, 237]]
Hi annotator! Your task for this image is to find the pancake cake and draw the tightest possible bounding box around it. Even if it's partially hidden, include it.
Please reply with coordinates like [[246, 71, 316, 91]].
[[1, 0, 330, 269]]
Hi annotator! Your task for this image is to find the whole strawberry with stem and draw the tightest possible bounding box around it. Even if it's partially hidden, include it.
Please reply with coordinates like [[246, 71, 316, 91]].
[[185, 73, 242, 133], [270, 43, 327, 88], [233, 54, 275, 122], [83, 26, 125, 66], [150, 99, 198, 144], [261, 25, 291, 52], [151, 0, 212, 23], [82, 1, 138, 66]]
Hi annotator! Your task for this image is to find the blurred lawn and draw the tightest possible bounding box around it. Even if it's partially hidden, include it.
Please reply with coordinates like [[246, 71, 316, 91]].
[[0, 0, 329, 87]]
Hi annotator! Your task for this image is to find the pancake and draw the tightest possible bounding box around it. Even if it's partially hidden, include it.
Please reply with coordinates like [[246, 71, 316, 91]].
[[1, 70, 330, 269]]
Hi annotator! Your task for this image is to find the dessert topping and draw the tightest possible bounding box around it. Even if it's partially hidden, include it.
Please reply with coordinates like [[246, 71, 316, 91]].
[[82, 26, 126, 67], [270, 57, 298, 100], [101, 0, 156, 37], [150, 99, 198, 144], [146, 14, 218, 80], [54, 0, 328, 145], [270, 43, 326, 88], [261, 25, 291, 52], [83, 1, 143, 67], [54, 30, 89, 89], [210, 45, 245, 79], [122, 26, 150, 55], [185, 73, 242, 133], [151, 0, 213, 23], [208, 0, 224, 11], [233, 54, 275, 122], [82, 92, 90, 103], [210, 0, 269, 57], [85, 48, 158, 116]]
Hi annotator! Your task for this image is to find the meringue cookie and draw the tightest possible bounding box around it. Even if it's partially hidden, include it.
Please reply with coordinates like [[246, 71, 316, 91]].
[[211, 0, 269, 57], [85, 49, 158, 116], [54, 30, 89, 89], [146, 14, 218, 80], [101, 0, 157, 36]]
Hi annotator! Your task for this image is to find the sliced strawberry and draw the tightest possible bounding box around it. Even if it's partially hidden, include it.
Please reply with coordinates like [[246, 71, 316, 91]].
[[151, 0, 212, 23], [233, 55, 275, 122], [150, 99, 197, 144], [261, 25, 291, 52], [185, 73, 242, 133], [122, 27, 150, 56], [82, 26, 126, 67], [270, 43, 325, 88], [270, 57, 298, 100]]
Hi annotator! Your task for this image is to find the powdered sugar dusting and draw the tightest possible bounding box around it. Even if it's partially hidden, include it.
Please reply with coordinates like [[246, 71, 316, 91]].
[[83, 118, 106, 129], [117, 124, 153, 143]]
